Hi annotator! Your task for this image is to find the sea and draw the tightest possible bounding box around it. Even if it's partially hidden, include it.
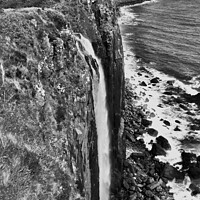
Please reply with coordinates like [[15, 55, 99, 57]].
[[119, 0, 200, 199]]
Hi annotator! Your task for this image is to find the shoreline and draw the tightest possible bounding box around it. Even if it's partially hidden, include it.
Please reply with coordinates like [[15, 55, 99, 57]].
[[119, 80, 174, 200], [119, 3, 200, 200]]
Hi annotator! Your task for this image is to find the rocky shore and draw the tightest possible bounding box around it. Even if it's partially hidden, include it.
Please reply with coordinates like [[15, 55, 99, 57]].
[[114, 79, 174, 200], [118, 63, 200, 199]]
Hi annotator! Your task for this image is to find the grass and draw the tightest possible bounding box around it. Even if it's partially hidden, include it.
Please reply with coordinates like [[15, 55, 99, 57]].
[[0, 2, 94, 199]]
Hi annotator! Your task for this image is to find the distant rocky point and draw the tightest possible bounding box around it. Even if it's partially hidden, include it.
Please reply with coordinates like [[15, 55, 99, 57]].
[[116, 0, 151, 6]]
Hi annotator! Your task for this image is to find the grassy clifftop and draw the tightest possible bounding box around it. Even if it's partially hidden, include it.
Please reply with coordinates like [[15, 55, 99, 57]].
[[0, 0, 61, 8]]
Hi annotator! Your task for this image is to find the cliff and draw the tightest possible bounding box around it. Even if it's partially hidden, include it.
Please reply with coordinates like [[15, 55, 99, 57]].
[[0, 1, 124, 199]]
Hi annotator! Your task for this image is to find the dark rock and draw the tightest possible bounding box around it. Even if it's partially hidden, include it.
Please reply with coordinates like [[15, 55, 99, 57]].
[[190, 124, 200, 131], [181, 151, 197, 170], [137, 72, 142, 76], [141, 119, 152, 127], [147, 128, 158, 137], [197, 156, 200, 167], [182, 93, 200, 107], [190, 183, 200, 196], [156, 136, 171, 150], [188, 166, 200, 179], [175, 120, 181, 124], [163, 120, 170, 126], [174, 97, 185, 104], [179, 103, 189, 110], [150, 143, 166, 157], [186, 111, 196, 116], [140, 81, 147, 86], [145, 98, 149, 102], [150, 77, 160, 84], [174, 126, 181, 131], [157, 104, 164, 108], [162, 163, 184, 181], [163, 91, 173, 95], [191, 93, 200, 106], [130, 151, 145, 159], [138, 66, 149, 73], [166, 80, 175, 86]]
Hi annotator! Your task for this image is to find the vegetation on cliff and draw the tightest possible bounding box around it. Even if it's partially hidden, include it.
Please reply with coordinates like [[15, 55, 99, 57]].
[[0, 1, 125, 200], [0, 1, 99, 199]]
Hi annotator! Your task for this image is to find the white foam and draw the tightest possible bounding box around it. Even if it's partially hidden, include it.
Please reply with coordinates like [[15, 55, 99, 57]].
[[119, 7, 138, 26], [168, 180, 200, 200], [129, 0, 159, 8]]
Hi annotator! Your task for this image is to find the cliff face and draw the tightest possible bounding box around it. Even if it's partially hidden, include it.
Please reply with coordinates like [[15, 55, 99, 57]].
[[0, 1, 124, 199], [91, 2, 125, 195]]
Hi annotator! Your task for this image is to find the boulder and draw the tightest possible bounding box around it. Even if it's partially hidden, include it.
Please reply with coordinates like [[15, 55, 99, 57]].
[[156, 136, 171, 150], [138, 66, 148, 72], [163, 91, 173, 95], [147, 128, 158, 137], [190, 124, 200, 131], [188, 166, 200, 179], [179, 104, 189, 111], [163, 120, 170, 126], [197, 156, 200, 167], [183, 93, 200, 107], [162, 163, 184, 181], [150, 143, 166, 157], [189, 183, 200, 196], [130, 151, 145, 160], [140, 81, 147, 86], [150, 77, 160, 84], [191, 93, 200, 106], [181, 151, 197, 169], [166, 80, 175, 86], [141, 119, 152, 127], [174, 126, 181, 131]]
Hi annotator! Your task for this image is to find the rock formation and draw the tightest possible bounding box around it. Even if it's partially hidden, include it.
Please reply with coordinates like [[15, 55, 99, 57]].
[[0, 0, 124, 199]]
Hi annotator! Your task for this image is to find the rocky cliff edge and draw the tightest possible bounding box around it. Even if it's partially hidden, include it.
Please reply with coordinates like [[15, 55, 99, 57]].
[[0, 1, 124, 199]]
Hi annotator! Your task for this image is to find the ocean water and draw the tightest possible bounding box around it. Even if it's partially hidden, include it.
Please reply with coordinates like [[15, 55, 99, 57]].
[[122, 0, 200, 90], [119, 0, 200, 199]]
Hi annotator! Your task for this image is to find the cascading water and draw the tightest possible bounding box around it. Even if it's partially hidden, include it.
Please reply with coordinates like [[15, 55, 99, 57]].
[[75, 34, 111, 200]]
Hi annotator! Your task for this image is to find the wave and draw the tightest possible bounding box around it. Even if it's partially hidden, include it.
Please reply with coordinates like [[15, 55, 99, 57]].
[[132, 0, 159, 7]]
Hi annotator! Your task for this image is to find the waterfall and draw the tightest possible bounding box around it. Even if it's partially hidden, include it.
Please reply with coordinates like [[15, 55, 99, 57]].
[[75, 34, 111, 200]]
